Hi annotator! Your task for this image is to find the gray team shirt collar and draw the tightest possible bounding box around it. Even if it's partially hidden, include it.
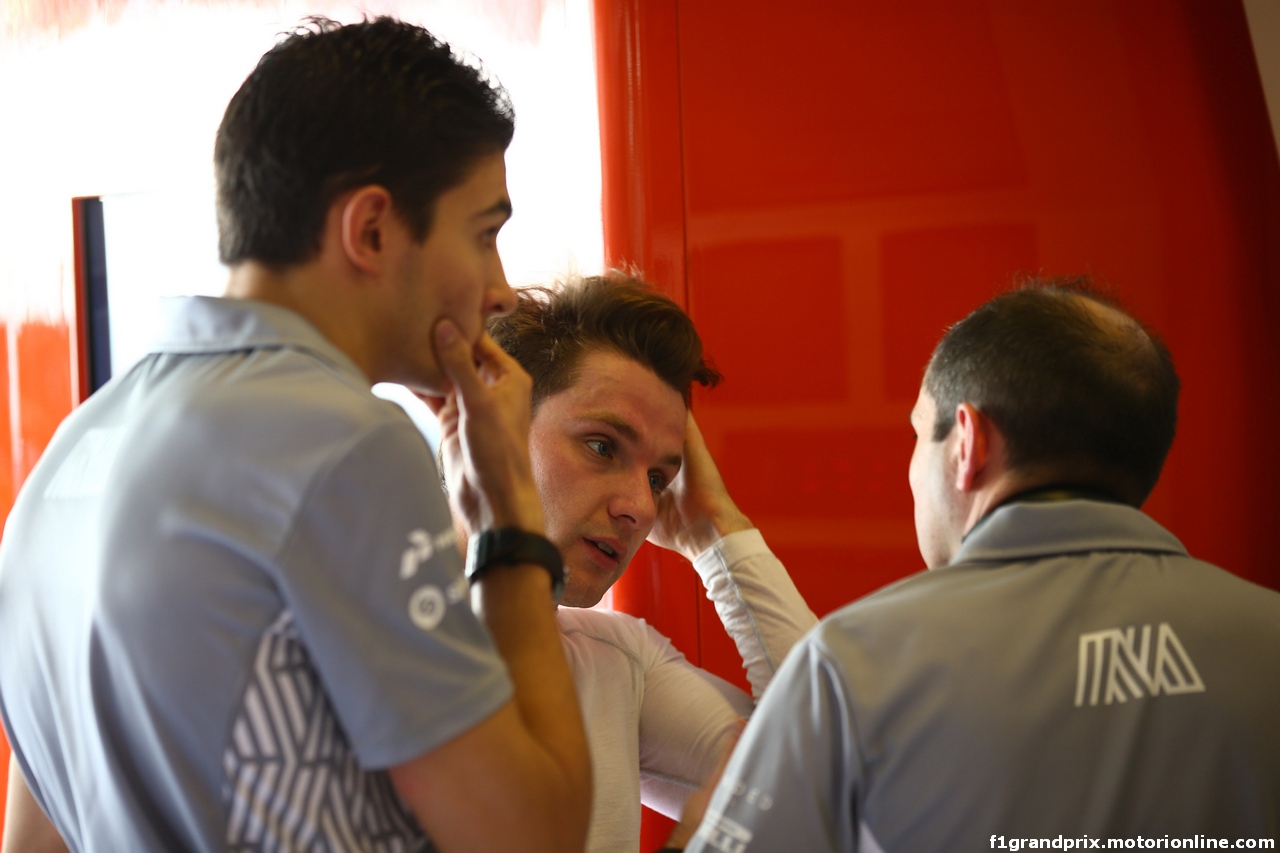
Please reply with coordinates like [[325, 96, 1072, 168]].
[[153, 295, 370, 390], [952, 499, 1189, 567]]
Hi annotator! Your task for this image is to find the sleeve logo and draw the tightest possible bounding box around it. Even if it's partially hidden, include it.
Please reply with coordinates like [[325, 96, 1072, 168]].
[[1074, 622, 1205, 707], [408, 586, 447, 631], [401, 528, 465, 631], [400, 528, 458, 579]]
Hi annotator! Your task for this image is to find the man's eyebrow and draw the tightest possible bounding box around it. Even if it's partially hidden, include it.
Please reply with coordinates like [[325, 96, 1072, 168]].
[[582, 411, 638, 442], [580, 411, 683, 468], [476, 198, 513, 220]]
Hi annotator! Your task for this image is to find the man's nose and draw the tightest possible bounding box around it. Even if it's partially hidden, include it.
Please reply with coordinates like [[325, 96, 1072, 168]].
[[485, 256, 516, 318], [608, 473, 657, 532]]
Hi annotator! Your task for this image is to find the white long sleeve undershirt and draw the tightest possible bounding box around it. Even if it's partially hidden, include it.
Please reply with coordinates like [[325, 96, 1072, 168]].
[[558, 529, 818, 853]]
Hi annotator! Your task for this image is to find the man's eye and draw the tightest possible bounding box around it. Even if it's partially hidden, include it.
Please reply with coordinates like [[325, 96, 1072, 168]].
[[586, 439, 611, 457], [649, 473, 667, 493]]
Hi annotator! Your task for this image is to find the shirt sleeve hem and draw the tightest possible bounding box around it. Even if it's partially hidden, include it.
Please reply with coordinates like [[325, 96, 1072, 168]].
[[356, 672, 515, 770]]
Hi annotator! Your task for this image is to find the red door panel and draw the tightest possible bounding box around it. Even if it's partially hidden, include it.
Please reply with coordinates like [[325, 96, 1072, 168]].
[[596, 3, 1280, 847]]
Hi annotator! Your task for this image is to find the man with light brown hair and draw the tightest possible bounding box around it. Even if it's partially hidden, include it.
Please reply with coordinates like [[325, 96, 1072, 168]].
[[445, 273, 818, 852]]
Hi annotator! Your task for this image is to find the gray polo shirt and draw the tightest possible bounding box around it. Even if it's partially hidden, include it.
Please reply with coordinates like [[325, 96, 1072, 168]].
[[687, 500, 1280, 852], [0, 297, 512, 852]]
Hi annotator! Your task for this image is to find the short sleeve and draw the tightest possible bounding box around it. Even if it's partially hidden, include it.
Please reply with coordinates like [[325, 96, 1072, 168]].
[[276, 420, 512, 769], [685, 635, 859, 853]]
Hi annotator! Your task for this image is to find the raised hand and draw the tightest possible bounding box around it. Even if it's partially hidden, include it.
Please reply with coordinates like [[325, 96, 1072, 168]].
[[648, 412, 753, 561], [428, 319, 544, 536]]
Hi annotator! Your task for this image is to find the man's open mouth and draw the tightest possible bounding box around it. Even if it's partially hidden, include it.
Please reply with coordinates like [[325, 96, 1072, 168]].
[[587, 539, 618, 559]]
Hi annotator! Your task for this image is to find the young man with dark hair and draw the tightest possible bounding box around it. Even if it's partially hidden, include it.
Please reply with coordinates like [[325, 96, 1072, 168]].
[[0, 17, 590, 853], [683, 278, 1280, 852], [467, 273, 818, 852]]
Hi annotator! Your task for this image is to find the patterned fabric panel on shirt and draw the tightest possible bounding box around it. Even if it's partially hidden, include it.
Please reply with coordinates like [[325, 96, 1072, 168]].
[[224, 612, 428, 853]]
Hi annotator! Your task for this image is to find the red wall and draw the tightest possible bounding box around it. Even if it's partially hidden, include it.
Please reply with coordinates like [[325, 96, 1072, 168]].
[[0, 316, 78, 837], [595, 0, 1280, 844]]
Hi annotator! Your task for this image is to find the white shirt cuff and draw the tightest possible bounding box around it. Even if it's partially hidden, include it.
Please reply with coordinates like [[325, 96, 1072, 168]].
[[692, 528, 769, 583]]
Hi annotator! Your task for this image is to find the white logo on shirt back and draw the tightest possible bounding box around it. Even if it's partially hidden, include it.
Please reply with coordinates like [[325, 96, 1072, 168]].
[[697, 806, 753, 853], [1074, 622, 1205, 707]]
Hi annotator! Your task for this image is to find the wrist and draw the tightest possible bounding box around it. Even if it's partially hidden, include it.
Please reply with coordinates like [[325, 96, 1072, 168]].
[[709, 507, 753, 541], [466, 527, 565, 604], [482, 473, 546, 533], [485, 498, 545, 534], [681, 510, 753, 559]]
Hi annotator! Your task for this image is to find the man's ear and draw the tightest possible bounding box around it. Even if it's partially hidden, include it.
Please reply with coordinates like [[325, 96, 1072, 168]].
[[952, 402, 992, 492], [339, 185, 396, 275]]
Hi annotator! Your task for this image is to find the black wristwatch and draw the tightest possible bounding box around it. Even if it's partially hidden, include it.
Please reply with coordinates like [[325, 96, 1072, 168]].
[[466, 527, 565, 605]]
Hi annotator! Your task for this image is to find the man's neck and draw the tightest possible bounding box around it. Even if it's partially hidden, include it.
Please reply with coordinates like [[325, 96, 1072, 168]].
[[225, 260, 380, 383], [962, 482, 1122, 545], [993, 484, 1121, 508], [957, 469, 1028, 541]]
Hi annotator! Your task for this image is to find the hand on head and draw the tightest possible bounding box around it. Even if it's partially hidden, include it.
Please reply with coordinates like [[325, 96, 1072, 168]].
[[648, 412, 753, 561], [424, 319, 545, 536]]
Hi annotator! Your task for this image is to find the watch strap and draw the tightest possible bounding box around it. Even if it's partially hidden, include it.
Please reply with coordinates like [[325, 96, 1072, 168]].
[[466, 527, 565, 604]]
